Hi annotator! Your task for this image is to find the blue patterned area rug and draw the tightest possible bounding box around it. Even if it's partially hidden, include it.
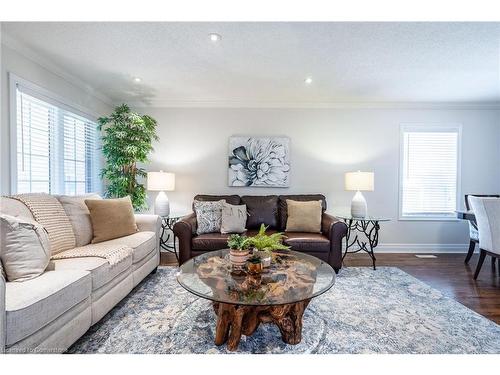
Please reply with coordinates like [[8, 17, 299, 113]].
[[68, 267, 500, 354]]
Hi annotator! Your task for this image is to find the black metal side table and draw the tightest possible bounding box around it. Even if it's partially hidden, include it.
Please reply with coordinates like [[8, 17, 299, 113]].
[[330, 212, 390, 270], [160, 213, 187, 264]]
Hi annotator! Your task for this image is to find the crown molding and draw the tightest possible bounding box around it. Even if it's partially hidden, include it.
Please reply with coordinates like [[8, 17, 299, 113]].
[[1, 32, 114, 107], [130, 99, 500, 110]]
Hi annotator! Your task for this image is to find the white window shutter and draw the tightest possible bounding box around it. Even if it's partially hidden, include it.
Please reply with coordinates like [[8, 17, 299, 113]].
[[15, 86, 100, 195], [401, 127, 460, 218]]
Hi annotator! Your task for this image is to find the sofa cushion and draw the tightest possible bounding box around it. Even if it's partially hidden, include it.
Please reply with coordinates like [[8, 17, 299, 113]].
[[5, 270, 91, 346], [103, 231, 156, 263], [283, 232, 330, 253], [193, 195, 241, 206], [241, 195, 278, 229], [57, 194, 101, 247], [192, 233, 230, 251], [191, 229, 280, 251], [0, 214, 51, 282], [85, 196, 138, 243], [278, 195, 326, 230], [48, 252, 132, 291]]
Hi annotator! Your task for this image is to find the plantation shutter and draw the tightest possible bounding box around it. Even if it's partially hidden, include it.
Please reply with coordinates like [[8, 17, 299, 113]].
[[15, 85, 101, 195], [401, 128, 459, 218]]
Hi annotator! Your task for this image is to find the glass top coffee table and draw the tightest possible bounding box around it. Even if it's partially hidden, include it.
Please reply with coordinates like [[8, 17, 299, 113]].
[[177, 249, 335, 351]]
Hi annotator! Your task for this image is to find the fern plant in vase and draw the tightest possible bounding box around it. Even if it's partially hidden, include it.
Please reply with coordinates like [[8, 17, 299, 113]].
[[98, 104, 159, 211]]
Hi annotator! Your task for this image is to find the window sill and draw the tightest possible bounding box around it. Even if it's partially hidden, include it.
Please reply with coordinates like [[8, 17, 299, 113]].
[[399, 216, 460, 222]]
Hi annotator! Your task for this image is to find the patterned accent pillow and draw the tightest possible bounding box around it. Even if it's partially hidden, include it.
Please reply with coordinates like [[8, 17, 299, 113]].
[[194, 200, 225, 235]]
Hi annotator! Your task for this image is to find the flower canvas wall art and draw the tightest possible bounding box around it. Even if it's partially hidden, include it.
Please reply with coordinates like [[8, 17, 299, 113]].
[[228, 136, 290, 187]]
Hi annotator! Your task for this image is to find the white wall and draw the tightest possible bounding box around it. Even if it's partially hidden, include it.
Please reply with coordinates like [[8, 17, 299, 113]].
[[141, 107, 500, 252], [0, 42, 112, 195]]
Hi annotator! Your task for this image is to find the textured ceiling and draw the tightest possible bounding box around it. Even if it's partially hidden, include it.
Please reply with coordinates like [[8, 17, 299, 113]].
[[2, 22, 500, 106]]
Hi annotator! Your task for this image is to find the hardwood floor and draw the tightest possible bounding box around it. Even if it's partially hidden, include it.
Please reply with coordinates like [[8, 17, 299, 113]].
[[160, 251, 500, 324]]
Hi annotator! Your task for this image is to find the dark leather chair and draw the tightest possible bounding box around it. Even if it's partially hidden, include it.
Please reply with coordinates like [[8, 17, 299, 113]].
[[464, 194, 500, 264], [173, 194, 348, 273]]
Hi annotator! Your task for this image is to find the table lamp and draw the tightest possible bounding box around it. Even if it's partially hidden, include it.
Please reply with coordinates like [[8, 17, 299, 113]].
[[147, 171, 175, 217], [345, 171, 374, 218]]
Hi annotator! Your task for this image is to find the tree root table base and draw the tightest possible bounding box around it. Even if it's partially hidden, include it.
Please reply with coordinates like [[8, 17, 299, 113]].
[[212, 299, 311, 351]]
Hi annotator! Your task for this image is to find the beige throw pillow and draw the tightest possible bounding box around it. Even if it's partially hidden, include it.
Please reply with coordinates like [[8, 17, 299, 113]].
[[58, 193, 102, 247], [221, 202, 247, 234], [85, 196, 138, 243], [285, 199, 322, 233], [0, 214, 51, 282]]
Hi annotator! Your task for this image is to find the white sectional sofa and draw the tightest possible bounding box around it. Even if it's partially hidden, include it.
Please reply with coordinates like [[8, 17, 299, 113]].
[[0, 195, 161, 353]]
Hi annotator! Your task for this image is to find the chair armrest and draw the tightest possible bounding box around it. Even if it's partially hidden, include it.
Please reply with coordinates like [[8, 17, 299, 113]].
[[173, 213, 197, 265], [0, 271, 6, 353], [322, 213, 348, 272], [135, 214, 162, 233]]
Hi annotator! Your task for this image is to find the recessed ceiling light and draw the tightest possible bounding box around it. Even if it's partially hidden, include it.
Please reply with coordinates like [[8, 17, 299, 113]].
[[304, 77, 313, 85], [209, 33, 222, 42], [133, 77, 141, 83]]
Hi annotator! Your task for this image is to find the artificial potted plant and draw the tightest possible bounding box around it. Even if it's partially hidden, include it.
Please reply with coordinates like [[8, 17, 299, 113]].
[[98, 104, 159, 211], [247, 224, 290, 267]]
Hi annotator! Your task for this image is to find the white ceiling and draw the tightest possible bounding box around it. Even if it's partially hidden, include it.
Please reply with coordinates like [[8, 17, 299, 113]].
[[2, 22, 500, 107]]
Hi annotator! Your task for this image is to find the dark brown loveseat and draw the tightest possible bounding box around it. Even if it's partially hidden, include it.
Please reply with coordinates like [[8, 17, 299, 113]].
[[173, 194, 348, 273]]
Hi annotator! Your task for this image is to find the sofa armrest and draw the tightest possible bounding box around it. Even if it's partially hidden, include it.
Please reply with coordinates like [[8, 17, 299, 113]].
[[173, 212, 197, 265], [322, 213, 348, 273], [135, 214, 162, 255], [0, 271, 5, 353], [135, 214, 162, 233]]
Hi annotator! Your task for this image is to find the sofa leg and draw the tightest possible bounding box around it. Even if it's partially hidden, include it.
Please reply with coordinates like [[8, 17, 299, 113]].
[[333, 268, 340, 274], [151, 267, 158, 274]]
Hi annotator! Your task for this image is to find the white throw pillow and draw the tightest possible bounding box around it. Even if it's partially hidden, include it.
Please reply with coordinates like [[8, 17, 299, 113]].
[[221, 202, 247, 234], [57, 194, 101, 247], [194, 200, 225, 235], [0, 214, 51, 282]]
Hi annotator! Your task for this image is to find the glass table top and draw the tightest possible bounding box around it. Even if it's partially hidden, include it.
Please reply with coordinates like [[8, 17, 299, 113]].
[[160, 212, 189, 219], [329, 209, 391, 222], [177, 249, 336, 306]]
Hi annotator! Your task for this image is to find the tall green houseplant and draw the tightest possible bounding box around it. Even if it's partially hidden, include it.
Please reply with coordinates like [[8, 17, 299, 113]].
[[98, 104, 159, 211]]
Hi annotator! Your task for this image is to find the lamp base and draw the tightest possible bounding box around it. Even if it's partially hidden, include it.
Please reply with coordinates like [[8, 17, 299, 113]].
[[154, 191, 170, 217], [351, 191, 367, 218]]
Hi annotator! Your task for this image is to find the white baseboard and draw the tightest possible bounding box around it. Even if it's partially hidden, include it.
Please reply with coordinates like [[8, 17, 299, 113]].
[[371, 243, 469, 253]]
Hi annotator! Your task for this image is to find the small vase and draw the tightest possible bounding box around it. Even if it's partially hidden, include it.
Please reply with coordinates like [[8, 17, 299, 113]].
[[247, 261, 263, 275], [254, 250, 272, 268]]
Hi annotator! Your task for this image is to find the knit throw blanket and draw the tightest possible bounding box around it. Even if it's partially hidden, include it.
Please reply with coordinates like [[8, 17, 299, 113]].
[[9, 193, 132, 266], [51, 242, 133, 266], [10, 193, 76, 255]]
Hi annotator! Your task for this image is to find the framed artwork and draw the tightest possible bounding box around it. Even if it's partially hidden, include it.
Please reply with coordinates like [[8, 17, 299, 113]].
[[228, 136, 290, 187]]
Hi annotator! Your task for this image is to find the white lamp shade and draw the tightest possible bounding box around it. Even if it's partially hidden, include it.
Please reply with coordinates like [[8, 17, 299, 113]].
[[345, 171, 374, 191], [147, 171, 175, 191]]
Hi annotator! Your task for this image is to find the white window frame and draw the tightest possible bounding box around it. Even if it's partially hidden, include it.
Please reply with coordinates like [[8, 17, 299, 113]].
[[9, 73, 102, 195], [398, 123, 462, 221]]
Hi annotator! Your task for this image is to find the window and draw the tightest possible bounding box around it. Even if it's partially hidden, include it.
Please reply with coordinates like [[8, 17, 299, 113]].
[[399, 124, 461, 220], [11, 76, 101, 195]]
